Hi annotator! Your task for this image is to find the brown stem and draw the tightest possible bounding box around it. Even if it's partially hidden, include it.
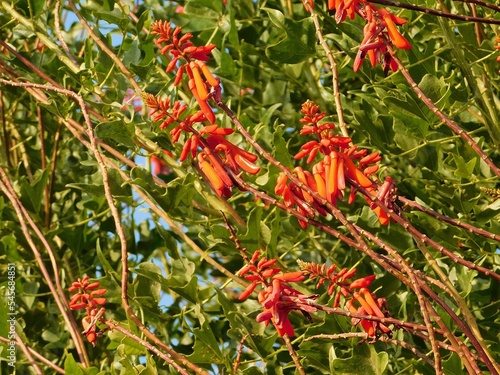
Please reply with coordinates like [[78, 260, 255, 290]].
[[399, 196, 500, 243], [387, 46, 500, 178], [302, 0, 349, 137], [0, 168, 89, 366], [16, 335, 43, 375], [68, 2, 142, 94], [283, 334, 306, 375], [46, 121, 63, 228], [54, 0, 78, 64], [103, 320, 190, 375], [233, 334, 249, 373], [0, 90, 11, 168], [0, 335, 65, 374]]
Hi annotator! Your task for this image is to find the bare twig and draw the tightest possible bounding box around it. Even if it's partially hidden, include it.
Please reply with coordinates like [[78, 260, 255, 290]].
[[388, 47, 500, 178], [16, 335, 43, 375], [68, 1, 142, 93], [0, 335, 65, 374], [0, 167, 89, 366], [399, 196, 500, 243], [283, 334, 306, 375], [104, 320, 190, 375], [233, 334, 249, 373], [54, 0, 78, 64], [302, 0, 348, 137]]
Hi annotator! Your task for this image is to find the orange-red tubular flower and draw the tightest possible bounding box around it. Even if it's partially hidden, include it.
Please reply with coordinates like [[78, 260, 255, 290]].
[[344, 157, 373, 188], [273, 271, 305, 282], [349, 274, 376, 290], [198, 152, 225, 196], [190, 61, 210, 100], [204, 149, 233, 188], [360, 288, 385, 318], [188, 78, 216, 124], [238, 281, 258, 300], [379, 9, 411, 50], [234, 153, 260, 174], [198, 61, 219, 87]]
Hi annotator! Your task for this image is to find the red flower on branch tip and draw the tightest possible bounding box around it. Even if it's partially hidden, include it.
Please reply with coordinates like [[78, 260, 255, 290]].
[[275, 101, 392, 227], [299, 260, 392, 338], [237, 250, 317, 337], [68, 276, 107, 345], [320, 1, 411, 72], [151, 20, 220, 124]]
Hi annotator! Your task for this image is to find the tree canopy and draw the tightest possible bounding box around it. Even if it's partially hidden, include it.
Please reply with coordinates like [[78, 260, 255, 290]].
[[0, 0, 499, 374]]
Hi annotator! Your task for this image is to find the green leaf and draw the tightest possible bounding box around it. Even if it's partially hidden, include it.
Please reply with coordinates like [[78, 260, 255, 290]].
[[330, 345, 388, 375], [95, 120, 135, 148], [108, 327, 148, 355], [187, 306, 224, 363], [19, 169, 49, 214], [28, 0, 44, 17], [133, 262, 162, 305], [64, 353, 85, 375], [272, 122, 294, 167], [1, 235, 21, 262], [122, 38, 142, 67], [263, 8, 316, 64], [452, 154, 476, 178]]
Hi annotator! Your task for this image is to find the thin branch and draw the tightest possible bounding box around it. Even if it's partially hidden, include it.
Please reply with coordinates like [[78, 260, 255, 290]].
[[16, 335, 43, 375], [388, 46, 500, 178], [302, 0, 349, 137], [0, 335, 65, 374], [0, 78, 210, 375], [37, 105, 50, 228], [233, 334, 249, 373], [68, 1, 142, 94], [399, 196, 500, 243], [104, 320, 190, 375], [0, 168, 89, 366], [54, 0, 78, 64], [46, 121, 63, 228], [283, 334, 306, 375], [0, 90, 12, 168]]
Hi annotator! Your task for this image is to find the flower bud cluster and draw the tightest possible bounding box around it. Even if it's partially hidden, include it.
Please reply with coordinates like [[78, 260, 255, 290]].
[[306, 1, 412, 72], [151, 20, 220, 123], [275, 100, 394, 227], [238, 250, 317, 337], [68, 276, 107, 345], [298, 260, 392, 337], [147, 22, 261, 198]]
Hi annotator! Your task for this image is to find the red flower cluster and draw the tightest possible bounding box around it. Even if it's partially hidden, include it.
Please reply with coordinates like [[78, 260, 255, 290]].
[[320, 0, 411, 72], [147, 21, 261, 198], [151, 21, 220, 124], [238, 251, 317, 337], [275, 100, 391, 227], [144, 94, 260, 197], [299, 260, 392, 338], [68, 276, 107, 345]]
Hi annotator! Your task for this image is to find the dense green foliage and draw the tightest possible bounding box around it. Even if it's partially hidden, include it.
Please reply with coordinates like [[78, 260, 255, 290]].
[[0, 0, 499, 374]]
